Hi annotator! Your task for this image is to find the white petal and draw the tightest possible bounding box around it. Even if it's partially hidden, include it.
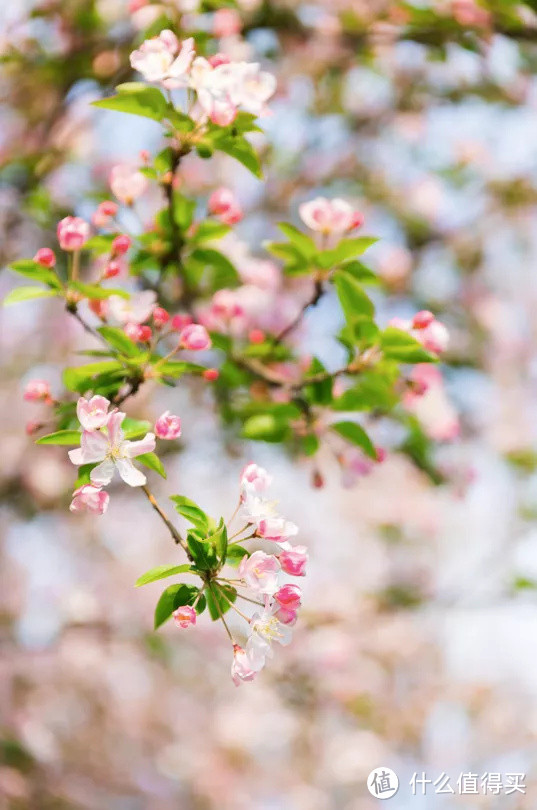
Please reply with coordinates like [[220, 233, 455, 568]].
[[124, 432, 156, 458], [68, 447, 85, 465], [90, 459, 115, 486], [115, 458, 146, 487]]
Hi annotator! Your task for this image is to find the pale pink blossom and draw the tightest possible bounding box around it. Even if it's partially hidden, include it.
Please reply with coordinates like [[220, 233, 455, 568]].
[[190, 57, 276, 122], [130, 32, 195, 88], [388, 312, 449, 356], [274, 584, 302, 610], [57, 216, 90, 251], [274, 605, 298, 625], [299, 197, 363, 235], [240, 462, 272, 495], [241, 491, 278, 523], [110, 164, 148, 205], [231, 644, 258, 685], [68, 411, 156, 487], [155, 411, 182, 440], [279, 545, 308, 577], [172, 605, 197, 628], [112, 235, 131, 256], [179, 323, 211, 350], [108, 290, 156, 325], [92, 200, 118, 228], [23, 379, 52, 403], [70, 484, 109, 515], [76, 395, 110, 431], [246, 607, 292, 669], [208, 187, 243, 224], [238, 550, 281, 595], [34, 248, 56, 267], [256, 517, 298, 543]]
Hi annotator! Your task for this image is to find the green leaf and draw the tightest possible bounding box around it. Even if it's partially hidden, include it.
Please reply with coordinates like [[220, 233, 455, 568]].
[[205, 583, 237, 621], [381, 327, 437, 363], [190, 247, 239, 289], [97, 326, 143, 358], [172, 192, 196, 230], [92, 86, 168, 122], [135, 564, 193, 587], [334, 270, 375, 321], [84, 234, 116, 254], [241, 413, 291, 443], [303, 357, 333, 405], [191, 221, 231, 244], [122, 418, 151, 439], [318, 237, 378, 269], [63, 361, 124, 393], [211, 134, 262, 178], [208, 518, 227, 563], [331, 421, 377, 459], [35, 430, 81, 446], [170, 495, 210, 533], [276, 223, 317, 258], [187, 533, 218, 572], [225, 545, 249, 567], [69, 282, 129, 300], [154, 583, 200, 629], [137, 452, 166, 479], [3, 286, 59, 306], [9, 260, 60, 287], [156, 360, 204, 379]]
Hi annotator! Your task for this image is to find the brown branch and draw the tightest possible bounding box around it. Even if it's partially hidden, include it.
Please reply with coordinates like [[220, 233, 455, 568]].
[[273, 278, 324, 345], [141, 485, 190, 557]]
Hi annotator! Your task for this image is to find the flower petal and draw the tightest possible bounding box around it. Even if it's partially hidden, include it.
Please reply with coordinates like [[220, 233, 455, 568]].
[[90, 459, 115, 486], [124, 432, 156, 458], [115, 457, 146, 487]]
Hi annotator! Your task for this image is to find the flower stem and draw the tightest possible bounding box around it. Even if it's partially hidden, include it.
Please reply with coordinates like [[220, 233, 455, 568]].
[[141, 485, 189, 556], [207, 581, 235, 643]]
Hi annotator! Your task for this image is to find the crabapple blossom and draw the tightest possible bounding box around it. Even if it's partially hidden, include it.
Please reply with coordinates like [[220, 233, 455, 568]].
[[154, 411, 182, 440], [274, 606, 298, 625], [240, 463, 272, 495], [23, 379, 52, 402], [299, 197, 363, 235], [57, 216, 90, 251], [274, 584, 302, 610], [130, 32, 195, 88], [238, 550, 281, 595], [108, 290, 156, 325], [172, 605, 196, 628], [70, 484, 110, 515], [279, 545, 308, 577], [241, 491, 278, 523], [76, 395, 110, 431], [152, 307, 169, 328], [68, 411, 155, 487], [124, 323, 152, 342], [109, 164, 148, 205], [92, 200, 118, 227], [231, 645, 258, 686], [112, 235, 131, 256], [256, 517, 299, 543], [208, 188, 243, 225], [170, 313, 193, 331], [246, 607, 293, 669], [103, 261, 121, 279], [178, 323, 211, 350], [34, 248, 56, 267], [389, 313, 449, 356]]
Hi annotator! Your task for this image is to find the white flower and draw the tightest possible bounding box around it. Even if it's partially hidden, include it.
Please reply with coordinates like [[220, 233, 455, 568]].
[[246, 607, 293, 670], [241, 490, 278, 523], [68, 411, 155, 487], [108, 290, 156, 325], [130, 32, 195, 87]]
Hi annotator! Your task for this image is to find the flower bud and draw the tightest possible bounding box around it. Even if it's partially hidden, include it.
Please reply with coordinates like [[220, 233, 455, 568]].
[[112, 234, 131, 256], [203, 368, 219, 381], [57, 216, 90, 251], [179, 324, 211, 351], [412, 310, 435, 329], [248, 329, 265, 344], [23, 379, 52, 403], [70, 484, 109, 515], [208, 187, 243, 225], [279, 545, 308, 577], [153, 307, 170, 328], [34, 248, 56, 268], [275, 584, 302, 610], [103, 260, 121, 279], [173, 605, 196, 629], [170, 313, 193, 331], [155, 410, 182, 440]]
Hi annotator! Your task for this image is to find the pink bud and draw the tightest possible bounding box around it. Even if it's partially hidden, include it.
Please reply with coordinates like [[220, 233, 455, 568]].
[[34, 248, 56, 268], [173, 605, 196, 629], [92, 200, 118, 227], [275, 584, 302, 610], [248, 329, 265, 344], [170, 313, 193, 331], [25, 419, 41, 435], [279, 545, 308, 577], [70, 484, 109, 515], [208, 53, 231, 68], [57, 216, 90, 251], [89, 299, 108, 318], [112, 234, 131, 256], [153, 307, 170, 328], [203, 368, 219, 381], [103, 260, 121, 279], [155, 410, 182, 440], [209, 103, 237, 127], [412, 310, 435, 329], [257, 517, 298, 543], [274, 605, 298, 625], [375, 446, 386, 463], [208, 187, 243, 225], [179, 324, 211, 351], [23, 379, 52, 403], [77, 395, 110, 431], [231, 644, 257, 686], [124, 323, 152, 342]]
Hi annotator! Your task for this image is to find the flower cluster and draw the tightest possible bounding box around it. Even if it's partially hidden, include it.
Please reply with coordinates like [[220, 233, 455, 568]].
[[130, 30, 276, 125]]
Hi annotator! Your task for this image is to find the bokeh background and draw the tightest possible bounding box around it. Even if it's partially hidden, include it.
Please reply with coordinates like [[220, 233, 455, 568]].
[[2, 0, 537, 807]]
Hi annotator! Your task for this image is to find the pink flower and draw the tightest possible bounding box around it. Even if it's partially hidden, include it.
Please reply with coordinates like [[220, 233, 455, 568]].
[[108, 290, 156, 325], [130, 32, 195, 88], [155, 411, 182, 440], [68, 411, 156, 488], [240, 462, 272, 495], [153, 307, 169, 328], [275, 584, 302, 610], [231, 644, 258, 686], [124, 323, 152, 342], [246, 607, 292, 668], [92, 200, 118, 227], [257, 517, 298, 543], [110, 164, 148, 205], [299, 197, 363, 235], [279, 545, 308, 577], [170, 313, 193, 332], [274, 605, 298, 626], [112, 235, 131, 256], [238, 550, 281, 595], [388, 313, 449, 356], [34, 248, 56, 268], [70, 484, 109, 515], [23, 379, 51, 403], [173, 605, 197, 629], [57, 216, 90, 251], [208, 187, 243, 225], [179, 323, 211, 351], [213, 8, 242, 37], [76, 395, 110, 431]]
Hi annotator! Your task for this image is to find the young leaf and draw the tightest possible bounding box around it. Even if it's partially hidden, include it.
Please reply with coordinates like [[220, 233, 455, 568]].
[[69, 282, 129, 300], [97, 326, 143, 358], [63, 361, 124, 393], [381, 327, 437, 363], [186, 534, 218, 572], [122, 418, 152, 439], [334, 270, 375, 321], [205, 583, 237, 621], [135, 564, 193, 587], [331, 421, 377, 459], [241, 413, 291, 443], [9, 260, 60, 287], [318, 237, 378, 269], [276, 223, 317, 258], [92, 86, 168, 122], [225, 545, 250, 567], [208, 518, 227, 563], [211, 134, 262, 178], [35, 430, 81, 446], [170, 495, 210, 533], [137, 452, 166, 479], [154, 583, 200, 629], [3, 286, 59, 306]]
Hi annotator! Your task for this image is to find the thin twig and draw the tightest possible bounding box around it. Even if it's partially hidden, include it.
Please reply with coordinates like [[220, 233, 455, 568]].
[[141, 485, 190, 555]]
